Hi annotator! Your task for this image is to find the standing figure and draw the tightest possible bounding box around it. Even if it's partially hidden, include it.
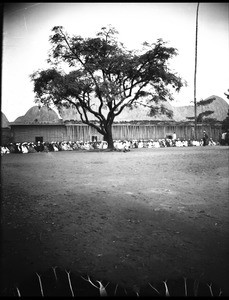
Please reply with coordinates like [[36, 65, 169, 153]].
[[202, 130, 209, 146], [172, 131, 177, 147]]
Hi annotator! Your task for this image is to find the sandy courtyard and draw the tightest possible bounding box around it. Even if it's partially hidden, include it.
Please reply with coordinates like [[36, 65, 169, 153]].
[[1, 146, 229, 296]]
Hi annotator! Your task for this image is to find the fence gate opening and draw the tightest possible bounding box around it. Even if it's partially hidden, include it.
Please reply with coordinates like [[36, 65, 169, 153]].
[[92, 136, 98, 142]]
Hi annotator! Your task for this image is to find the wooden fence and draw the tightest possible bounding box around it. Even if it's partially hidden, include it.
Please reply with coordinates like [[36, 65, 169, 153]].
[[8, 122, 223, 144], [65, 123, 222, 142]]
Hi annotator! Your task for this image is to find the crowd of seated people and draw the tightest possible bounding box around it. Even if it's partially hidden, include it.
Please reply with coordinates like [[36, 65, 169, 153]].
[[1, 137, 219, 155]]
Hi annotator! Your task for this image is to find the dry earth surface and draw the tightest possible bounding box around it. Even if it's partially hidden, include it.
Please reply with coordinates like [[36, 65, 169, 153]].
[[1, 146, 229, 296]]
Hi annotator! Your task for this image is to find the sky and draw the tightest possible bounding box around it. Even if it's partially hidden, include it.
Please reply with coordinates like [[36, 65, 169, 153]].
[[2, 2, 229, 122]]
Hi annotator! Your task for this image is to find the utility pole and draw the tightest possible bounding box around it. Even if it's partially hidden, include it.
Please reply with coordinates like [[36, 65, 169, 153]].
[[194, 3, 200, 140]]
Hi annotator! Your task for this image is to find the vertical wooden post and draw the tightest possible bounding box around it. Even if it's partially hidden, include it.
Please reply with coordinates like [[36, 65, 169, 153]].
[[194, 3, 200, 140]]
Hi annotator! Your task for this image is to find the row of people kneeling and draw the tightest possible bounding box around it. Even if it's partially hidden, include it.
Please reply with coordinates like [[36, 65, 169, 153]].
[[132, 138, 217, 148], [1, 140, 128, 154], [1, 137, 218, 155]]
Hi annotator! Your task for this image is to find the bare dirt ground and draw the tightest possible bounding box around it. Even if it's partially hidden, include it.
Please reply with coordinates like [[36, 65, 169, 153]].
[[1, 146, 229, 296]]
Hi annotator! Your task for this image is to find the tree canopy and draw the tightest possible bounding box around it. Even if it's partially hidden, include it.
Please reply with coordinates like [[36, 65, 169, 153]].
[[31, 25, 185, 149]]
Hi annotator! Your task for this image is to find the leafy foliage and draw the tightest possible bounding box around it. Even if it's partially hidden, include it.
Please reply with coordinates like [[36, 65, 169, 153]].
[[224, 89, 229, 100], [197, 97, 215, 106], [196, 110, 214, 123], [186, 97, 216, 124]]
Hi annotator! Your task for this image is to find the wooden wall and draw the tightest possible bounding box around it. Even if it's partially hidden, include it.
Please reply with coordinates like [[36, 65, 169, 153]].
[[9, 123, 222, 144], [65, 123, 222, 142], [10, 125, 67, 143]]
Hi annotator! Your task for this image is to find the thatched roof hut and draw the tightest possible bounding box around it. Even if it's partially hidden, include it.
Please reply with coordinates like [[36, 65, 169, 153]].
[[1, 112, 11, 145], [1, 112, 10, 128], [13, 106, 62, 124], [173, 95, 229, 122]]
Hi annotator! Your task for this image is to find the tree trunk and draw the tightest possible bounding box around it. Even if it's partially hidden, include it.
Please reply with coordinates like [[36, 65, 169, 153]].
[[103, 124, 114, 150]]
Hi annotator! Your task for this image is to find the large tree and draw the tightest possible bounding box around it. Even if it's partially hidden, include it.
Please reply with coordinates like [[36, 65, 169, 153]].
[[31, 25, 185, 149]]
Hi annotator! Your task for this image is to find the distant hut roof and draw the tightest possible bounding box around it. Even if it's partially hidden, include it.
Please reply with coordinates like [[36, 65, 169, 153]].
[[1, 112, 10, 128], [115, 101, 175, 122], [201, 95, 229, 121], [172, 95, 229, 122], [12, 106, 63, 125], [58, 95, 229, 123], [10, 95, 229, 125], [59, 101, 177, 122]]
